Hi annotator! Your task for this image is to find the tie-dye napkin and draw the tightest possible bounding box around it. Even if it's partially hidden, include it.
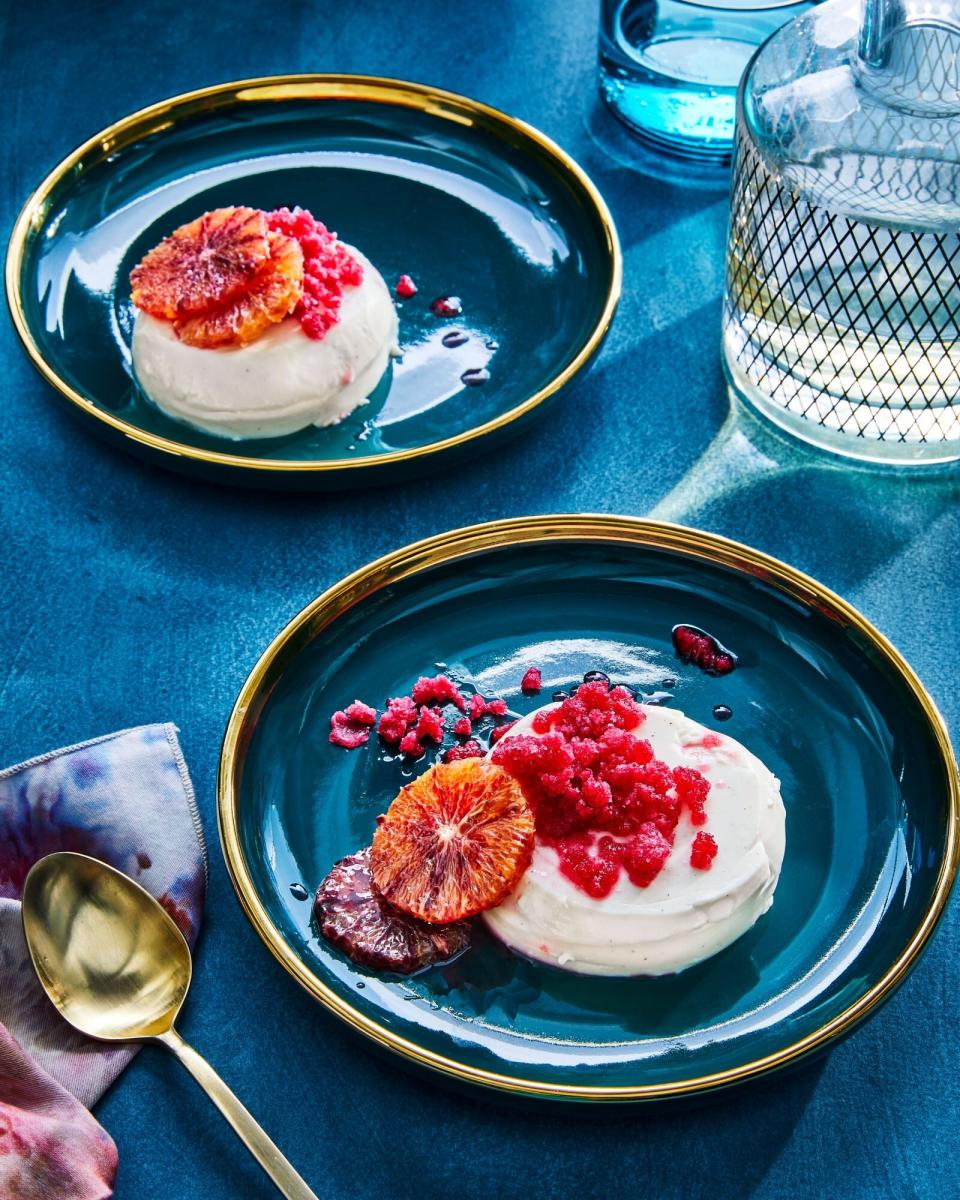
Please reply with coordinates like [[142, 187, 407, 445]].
[[0, 725, 207, 1200]]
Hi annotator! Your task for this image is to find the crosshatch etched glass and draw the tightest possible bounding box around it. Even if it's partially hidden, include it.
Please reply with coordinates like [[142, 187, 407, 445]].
[[722, 0, 960, 464]]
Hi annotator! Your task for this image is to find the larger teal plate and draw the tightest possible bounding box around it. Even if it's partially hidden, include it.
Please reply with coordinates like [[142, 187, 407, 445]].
[[6, 76, 619, 489], [218, 516, 959, 1101]]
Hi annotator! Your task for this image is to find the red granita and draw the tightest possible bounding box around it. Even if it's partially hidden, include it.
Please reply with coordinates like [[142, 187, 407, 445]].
[[673, 766, 710, 825], [690, 831, 718, 870], [549, 823, 676, 898], [415, 706, 445, 744], [493, 732, 576, 831], [553, 835, 620, 899], [521, 667, 542, 694], [619, 824, 674, 887], [468, 693, 508, 720], [395, 274, 417, 298], [492, 679, 712, 893], [378, 696, 418, 745], [551, 680, 644, 738], [332, 674, 485, 757], [531, 709, 552, 733], [399, 730, 425, 759], [443, 740, 484, 762], [672, 624, 738, 676], [329, 700, 378, 749], [489, 721, 517, 746], [411, 675, 465, 711], [267, 207, 364, 341]]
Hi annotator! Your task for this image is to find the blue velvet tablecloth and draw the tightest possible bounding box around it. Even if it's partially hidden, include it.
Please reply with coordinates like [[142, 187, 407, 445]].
[[3, 2, 959, 1197]]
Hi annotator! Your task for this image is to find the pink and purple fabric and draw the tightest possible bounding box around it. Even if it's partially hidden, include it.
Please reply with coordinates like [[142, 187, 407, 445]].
[[0, 724, 206, 1199]]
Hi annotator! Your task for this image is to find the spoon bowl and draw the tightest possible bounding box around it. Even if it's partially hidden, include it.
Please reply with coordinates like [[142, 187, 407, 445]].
[[21, 852, 317, 1200], [22, 852, 190, 1041]]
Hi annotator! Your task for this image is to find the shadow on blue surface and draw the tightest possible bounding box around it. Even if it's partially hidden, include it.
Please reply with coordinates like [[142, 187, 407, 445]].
[[113, 936, 827, 1200], [652, 399, 960, 597]]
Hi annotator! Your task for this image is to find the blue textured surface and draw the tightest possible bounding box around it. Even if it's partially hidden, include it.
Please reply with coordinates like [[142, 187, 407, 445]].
[[2, 2, 958, 1198]]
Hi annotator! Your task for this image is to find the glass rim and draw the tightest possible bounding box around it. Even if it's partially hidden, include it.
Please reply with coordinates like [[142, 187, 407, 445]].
[[613, 0, 809, 12]]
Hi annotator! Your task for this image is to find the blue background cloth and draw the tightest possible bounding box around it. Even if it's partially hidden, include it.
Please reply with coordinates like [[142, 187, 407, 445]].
[[2, 2, 959, 1197]]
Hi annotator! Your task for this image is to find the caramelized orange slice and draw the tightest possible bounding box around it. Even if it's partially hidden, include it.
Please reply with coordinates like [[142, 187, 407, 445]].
[[315, 848, 471, 973], [174, 232, 304, 348], [371, 759, 534, 924], [130, 207, 271, 320]]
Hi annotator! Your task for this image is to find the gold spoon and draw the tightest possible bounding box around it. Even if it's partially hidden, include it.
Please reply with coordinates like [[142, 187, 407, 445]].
[[21, 851, 318, 1200]]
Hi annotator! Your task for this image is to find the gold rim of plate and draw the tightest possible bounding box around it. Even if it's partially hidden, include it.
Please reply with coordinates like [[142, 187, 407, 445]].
[[5, 74, 622, 475], [217, 514, 960, 1101]]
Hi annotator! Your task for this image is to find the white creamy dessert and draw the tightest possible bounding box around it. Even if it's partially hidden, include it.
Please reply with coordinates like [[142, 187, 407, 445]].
[[483, 704, 785, 976], [131, 246, 398, 440]]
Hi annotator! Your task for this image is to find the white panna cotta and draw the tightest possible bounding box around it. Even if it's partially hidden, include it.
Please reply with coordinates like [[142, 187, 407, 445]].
[[131, 246, 398, 440], [483, 704, 785, 976]]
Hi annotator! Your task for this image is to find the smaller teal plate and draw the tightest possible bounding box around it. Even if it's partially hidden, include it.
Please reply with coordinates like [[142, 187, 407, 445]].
[[6, 76, 620, 489], [218, 517, 959, 1102]]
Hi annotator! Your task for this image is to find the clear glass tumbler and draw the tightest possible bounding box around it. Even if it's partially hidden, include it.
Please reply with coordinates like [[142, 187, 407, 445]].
[[723, 0, 960, 465], [599, 0, 812, 159]]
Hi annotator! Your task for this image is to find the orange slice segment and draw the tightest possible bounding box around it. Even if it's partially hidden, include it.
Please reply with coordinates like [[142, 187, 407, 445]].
[[174, 231, 304, 349], [371, 759, 534, 924], [130, 207, 271, 320]]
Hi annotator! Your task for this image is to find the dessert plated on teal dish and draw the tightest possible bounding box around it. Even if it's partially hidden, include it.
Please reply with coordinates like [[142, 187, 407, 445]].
[[6, 75, 620, 489], [126, 204, 400, 440], [217, 516, 959, 1102]]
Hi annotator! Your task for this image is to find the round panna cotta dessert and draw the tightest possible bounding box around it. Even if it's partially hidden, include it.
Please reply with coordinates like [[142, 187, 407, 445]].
[[484, 685, 786, 976], [128, 205, 398, 440]]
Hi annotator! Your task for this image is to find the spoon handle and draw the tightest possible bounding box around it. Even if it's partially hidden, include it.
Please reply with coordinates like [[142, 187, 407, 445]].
[[160, 1028, 318, 1200]]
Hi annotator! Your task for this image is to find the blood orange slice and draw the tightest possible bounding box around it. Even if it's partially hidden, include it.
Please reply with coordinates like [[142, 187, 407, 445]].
[[315, 848, 470, 974], [371, 759, 534, 923], [174, 231, 304, 348], [130, 207, 271, 320]]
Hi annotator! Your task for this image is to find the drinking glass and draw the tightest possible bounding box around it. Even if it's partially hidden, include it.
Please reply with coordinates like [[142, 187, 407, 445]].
[[598, 0, 812, 159]]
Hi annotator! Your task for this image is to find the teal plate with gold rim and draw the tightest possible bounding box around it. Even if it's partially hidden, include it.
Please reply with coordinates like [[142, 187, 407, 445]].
[[218, 517, 958, 1101], [6, 75, 619, 489]]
